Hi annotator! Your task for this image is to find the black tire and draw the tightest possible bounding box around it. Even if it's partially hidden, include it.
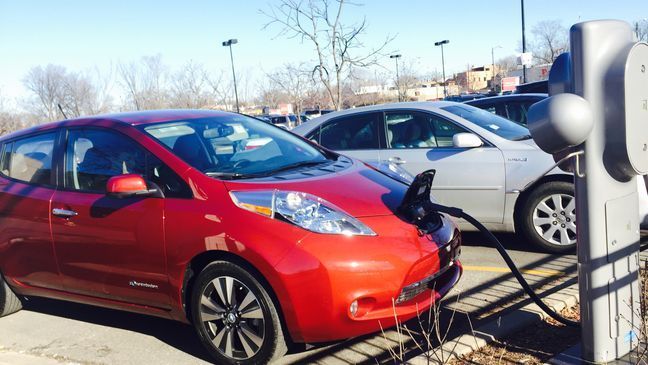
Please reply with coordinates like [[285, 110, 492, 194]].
[[190, 261, 287, 365], [517, 181, 576, 253], [0, 272, 22, 317]]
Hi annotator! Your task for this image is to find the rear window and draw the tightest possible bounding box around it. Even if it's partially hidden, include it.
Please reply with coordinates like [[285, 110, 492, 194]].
[[1, 133, 57, 185], [441, 104, 530, 141]]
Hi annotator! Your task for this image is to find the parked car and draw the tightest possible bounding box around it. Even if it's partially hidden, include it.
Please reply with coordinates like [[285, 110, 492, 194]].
[[266, 114, 298, 129], [467, 94, 648, 231], [0, 110, 462, 365], [515, 80, 549, 94], [444, 94, 487, 102], [303, 109, 335, 119], [465, 93, 548, 126], [294, 101, 582, 253]]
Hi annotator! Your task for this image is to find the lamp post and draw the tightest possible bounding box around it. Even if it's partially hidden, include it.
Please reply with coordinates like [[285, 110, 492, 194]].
[[491, 45, 502, 92], [390, 54, 402, 102], [520, 0, 527, 83], [434, 40, 449, 98], [222, 38, 240, 113]]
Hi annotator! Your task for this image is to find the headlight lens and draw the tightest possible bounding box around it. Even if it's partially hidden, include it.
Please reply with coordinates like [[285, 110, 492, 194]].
[[230, 190, 376, 236]]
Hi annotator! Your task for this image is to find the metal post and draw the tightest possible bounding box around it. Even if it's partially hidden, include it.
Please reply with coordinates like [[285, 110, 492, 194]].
[[435, 40, 449, 98], [222, 39, 240, 113], [491, 46, 501, 92], [441, 44, 446, 97], [390, 54, 402, 102], [521, 0, 527, 83]]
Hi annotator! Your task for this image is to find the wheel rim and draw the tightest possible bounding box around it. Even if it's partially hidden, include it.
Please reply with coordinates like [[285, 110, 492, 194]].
[[199, 276, 265, 360], [532, 193, 576, 247]]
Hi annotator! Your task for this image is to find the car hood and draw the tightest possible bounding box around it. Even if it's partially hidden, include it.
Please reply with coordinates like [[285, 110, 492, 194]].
[[222, 160, 408, 217]]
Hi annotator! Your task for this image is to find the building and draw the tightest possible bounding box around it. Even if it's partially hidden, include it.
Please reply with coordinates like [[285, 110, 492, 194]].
[[454, 65, 497, 92]]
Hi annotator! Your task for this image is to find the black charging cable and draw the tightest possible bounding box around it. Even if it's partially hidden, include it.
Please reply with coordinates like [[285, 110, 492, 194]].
[[429, 203, 580, 328]]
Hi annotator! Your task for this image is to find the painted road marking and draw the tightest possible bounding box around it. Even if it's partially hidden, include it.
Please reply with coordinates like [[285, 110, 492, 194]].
[[462, 265, 564, 277]]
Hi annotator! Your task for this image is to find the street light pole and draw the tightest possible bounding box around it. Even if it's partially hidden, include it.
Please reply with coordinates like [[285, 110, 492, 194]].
[[520, 0, 527, 83], [390, 54, 402, 102], [434, 40, 450, 98], [491, 45, 501, 92], [222, 38, 240, 113]]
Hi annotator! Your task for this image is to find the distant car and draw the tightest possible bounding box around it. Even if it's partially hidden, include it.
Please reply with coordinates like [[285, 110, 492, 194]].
[[445, 94, 487, 102], [465, 93, 547, 126], [267, 114, 298, 129], [302, 109, 335, 120], [294, 101, 580, 253]]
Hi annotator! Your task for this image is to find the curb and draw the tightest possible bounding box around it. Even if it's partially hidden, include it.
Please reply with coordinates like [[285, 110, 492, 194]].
[[409, 279, 579, 365]]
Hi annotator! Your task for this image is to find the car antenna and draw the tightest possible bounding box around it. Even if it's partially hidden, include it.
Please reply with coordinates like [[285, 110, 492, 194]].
[[57, 104, 68, 119]]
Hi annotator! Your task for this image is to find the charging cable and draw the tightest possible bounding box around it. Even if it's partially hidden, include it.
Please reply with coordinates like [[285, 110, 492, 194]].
[[429, 203, 580, 328]]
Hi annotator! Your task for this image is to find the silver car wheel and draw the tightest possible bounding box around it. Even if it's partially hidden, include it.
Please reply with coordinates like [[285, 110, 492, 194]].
[[532, 193, 576, 246], [199, 276, 265, 360]]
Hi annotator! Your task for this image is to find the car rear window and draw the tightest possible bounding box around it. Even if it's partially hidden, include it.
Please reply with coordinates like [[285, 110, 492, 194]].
[[441, 104, 530, 141], [2, 133, 56, 185]]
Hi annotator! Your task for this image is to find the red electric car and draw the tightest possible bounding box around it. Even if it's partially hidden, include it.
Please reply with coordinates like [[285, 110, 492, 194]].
[[0, 110, 461, 364]]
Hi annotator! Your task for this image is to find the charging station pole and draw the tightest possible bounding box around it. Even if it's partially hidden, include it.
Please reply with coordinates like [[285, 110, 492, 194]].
[[528, 20, 648, 362]]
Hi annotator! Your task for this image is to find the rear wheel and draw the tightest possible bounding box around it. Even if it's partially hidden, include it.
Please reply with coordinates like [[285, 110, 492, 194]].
[[0, 273, 22, 317], [517, 181, 576, 253], [190, 261, 287, 365]]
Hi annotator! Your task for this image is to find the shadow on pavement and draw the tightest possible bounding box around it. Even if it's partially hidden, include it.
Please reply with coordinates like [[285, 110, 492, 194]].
[[20, 297, 213, 363]]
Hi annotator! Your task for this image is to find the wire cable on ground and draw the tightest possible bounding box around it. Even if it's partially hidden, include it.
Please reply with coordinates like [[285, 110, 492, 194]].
[[429, 203, 580, 328]]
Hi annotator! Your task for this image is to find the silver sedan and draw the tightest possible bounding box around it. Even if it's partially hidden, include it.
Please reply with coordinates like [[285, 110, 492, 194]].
[[293, 101, 577, 253]]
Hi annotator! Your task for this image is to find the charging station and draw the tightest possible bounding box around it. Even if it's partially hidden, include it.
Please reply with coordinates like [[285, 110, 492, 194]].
[[528, 20, 648, 362]]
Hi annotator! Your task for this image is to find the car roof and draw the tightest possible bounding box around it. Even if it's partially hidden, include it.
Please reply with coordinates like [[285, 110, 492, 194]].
[[464, 93, 547, 104], [292, 101, 458, 135], [0, 109, 233, 142]]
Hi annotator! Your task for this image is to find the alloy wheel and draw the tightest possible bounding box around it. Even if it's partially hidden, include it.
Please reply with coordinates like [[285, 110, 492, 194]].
[[532, 193, 576, 247], [199, 276, 265, 360]]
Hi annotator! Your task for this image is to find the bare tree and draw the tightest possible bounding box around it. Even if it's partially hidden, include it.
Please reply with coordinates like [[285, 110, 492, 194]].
[[265, 63, 313, 119], [263, 0, 393, 110], [118, 54, 169, 110], [205, 69, 234, 109], [22, 64, 110, 121], [22, 64, 66, 121], [170, 61, 211, 109], [530, 20, 569, 64], [635, 20, 648, 42]]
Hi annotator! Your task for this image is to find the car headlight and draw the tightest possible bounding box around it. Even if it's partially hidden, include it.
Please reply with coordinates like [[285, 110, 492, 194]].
[[229, 190, 376, 236]]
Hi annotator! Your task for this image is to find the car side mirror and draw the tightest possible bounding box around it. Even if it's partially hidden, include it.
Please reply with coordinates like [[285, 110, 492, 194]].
[[453, 133, 483, 148], [106, 174, 163, 199]]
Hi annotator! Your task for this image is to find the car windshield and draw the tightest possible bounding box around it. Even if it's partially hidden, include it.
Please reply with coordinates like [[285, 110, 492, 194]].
[[141, 114, 329, 178], [441, 104, 531, 141]]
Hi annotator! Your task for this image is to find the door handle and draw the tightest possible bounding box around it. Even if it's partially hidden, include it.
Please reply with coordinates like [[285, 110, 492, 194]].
[[388, 156, 407, 165], [52, 208, 78, 218]]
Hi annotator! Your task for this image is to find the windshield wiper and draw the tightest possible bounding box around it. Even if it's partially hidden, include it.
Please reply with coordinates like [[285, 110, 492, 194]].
[[512, 134, 533, 141], [205, 171, 258, 180]]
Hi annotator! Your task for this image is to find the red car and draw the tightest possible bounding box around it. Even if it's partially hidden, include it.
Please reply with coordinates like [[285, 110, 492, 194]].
[[0, 110, 461, 364]]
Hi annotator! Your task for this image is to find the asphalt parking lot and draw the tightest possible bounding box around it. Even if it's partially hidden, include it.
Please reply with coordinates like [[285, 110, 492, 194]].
[[0, 231, 594, 365]]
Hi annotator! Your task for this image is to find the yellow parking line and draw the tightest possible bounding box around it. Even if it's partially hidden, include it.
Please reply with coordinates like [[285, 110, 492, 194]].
[[462, 265, 564, 277]]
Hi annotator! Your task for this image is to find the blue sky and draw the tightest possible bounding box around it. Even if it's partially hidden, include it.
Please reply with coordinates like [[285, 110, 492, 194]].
[[1, 0, 647, 102]]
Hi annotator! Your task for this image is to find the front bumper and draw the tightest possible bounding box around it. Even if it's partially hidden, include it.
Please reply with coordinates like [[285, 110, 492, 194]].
[[273, 213, 462, 343]]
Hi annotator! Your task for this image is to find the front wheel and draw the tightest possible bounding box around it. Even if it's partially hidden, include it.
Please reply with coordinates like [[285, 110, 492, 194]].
[[517, 181, 576, 253], [190, 261, 287, 365], [0, 272, 22, 317]]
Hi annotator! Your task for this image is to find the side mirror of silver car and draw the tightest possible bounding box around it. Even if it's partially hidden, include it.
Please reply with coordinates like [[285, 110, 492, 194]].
[[452, 133, 483, 148]]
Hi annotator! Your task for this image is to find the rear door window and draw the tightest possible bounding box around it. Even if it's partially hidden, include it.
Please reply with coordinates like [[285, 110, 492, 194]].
[[319, 113, 381, 150], [2, 133, 56, 185]]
